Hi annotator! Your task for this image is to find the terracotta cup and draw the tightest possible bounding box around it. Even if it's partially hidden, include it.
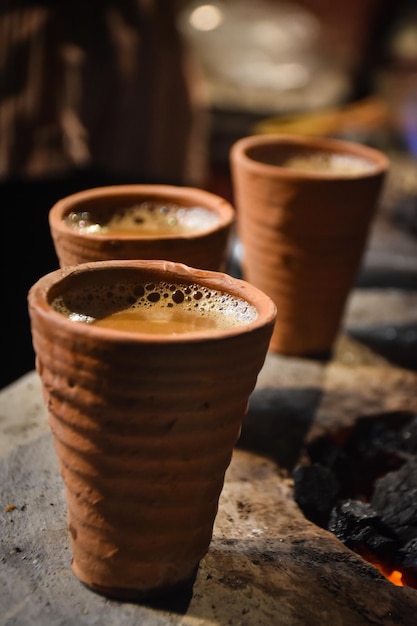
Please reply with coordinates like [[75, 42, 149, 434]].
[[28, 259, 276, 600], [230, 133, 389, 357], [49, 184, 235, 271]]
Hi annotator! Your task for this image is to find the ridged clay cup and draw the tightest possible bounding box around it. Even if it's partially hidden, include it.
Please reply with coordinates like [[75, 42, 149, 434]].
[[49, 184, 236, 271], [230, 133, 389, 357], [28, 259, 276, 600]]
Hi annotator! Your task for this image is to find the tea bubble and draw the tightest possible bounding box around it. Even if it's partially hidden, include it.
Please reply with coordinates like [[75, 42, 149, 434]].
[[64, 202, 220, 237], [52, 280, 258, 334]]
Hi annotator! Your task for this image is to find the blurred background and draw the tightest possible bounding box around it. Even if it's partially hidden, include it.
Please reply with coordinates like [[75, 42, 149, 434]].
[[1, 0, 417, 387], [177, 0, 417, 198]]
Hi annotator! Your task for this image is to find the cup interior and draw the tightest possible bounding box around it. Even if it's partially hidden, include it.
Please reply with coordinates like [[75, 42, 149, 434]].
[[51, 186, 235, 240], [41, 261, 276, 338], [244, 143, 379, 175]]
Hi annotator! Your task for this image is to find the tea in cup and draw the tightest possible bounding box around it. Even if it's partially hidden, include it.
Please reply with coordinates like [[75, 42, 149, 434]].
[[28, 259, 276, 599], [230, 133, 389, 356], [49, 184, 236, 271]]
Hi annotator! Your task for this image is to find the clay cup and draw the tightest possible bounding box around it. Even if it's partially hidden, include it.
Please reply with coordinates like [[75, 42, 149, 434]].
[[230, 133, 389, 357], [49, 184, 235, 271], [28, 259, 276, 600]]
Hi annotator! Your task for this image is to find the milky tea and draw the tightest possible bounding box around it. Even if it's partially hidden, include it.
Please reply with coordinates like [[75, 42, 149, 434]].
[[51, 277, 258, 335], [255, 146, 377, 176], [64, 201, 220, 237], [281, 151, 376, 175]]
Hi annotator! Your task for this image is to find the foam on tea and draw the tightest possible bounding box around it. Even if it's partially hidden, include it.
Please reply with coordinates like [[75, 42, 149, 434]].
[[281, 151, 376, 176], [64, 202, 220, 237], [52, 279, 258, 334]]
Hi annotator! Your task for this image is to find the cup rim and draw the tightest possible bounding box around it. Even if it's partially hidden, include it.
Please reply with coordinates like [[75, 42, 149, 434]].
[[28, 259, 277, 344], [49, 184, 236, 242], [230, 133, 389, 180]]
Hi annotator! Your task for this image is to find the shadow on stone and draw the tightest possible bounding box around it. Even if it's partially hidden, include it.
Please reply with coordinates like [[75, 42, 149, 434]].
[[346, 322, 417, 371], [356, 267, 417, 291], [83, 567, 197, 614], [237, 386, 323, 470], [139, 577, 196, 614]]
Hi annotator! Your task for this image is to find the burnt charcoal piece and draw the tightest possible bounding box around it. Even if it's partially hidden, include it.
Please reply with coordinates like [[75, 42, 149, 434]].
[[398, 538, 417, 586], [399, 538, 417, 569], [307, 412, 416, 500], [294, 412, 417, 586], [328, 499, 398, 560], [396, 416, 417, 456], [293, 463, 340, 527], [371, 458, 417, 546]]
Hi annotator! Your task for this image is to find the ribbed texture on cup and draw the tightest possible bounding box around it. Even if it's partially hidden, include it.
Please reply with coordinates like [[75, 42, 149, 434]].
[[51, 226, 232, 272], [230, 135, 388, 355], [236, 190, 370, 354], [34, 329, 269, 594], [29, 265, 275, 597]]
